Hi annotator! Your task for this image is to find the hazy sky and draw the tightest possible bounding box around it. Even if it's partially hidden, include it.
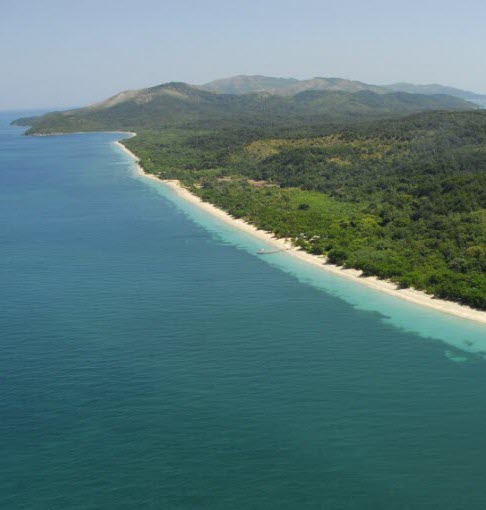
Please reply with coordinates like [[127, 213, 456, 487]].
[[1, 0, 485, 109]]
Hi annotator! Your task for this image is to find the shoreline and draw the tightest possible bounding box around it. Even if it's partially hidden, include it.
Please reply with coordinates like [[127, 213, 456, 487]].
[[115, 139, 486, 326], [32, 130, 137, 137]]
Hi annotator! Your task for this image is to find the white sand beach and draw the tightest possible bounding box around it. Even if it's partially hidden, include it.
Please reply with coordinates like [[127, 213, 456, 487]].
[[115, 140, 486, 326]]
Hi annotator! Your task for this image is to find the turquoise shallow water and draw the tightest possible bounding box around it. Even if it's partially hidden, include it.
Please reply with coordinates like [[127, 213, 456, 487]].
[[1, 111, 485, 509]]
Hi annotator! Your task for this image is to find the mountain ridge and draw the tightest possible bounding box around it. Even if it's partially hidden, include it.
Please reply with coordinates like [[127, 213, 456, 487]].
[[200, 75, 486, 105], [13, 81, 475, 135]]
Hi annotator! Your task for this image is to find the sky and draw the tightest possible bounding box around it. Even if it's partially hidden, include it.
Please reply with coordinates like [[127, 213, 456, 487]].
[[1, 0, 485, 109]]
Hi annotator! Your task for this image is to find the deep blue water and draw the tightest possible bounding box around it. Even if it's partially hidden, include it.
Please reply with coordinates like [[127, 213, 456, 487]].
[[1, 111, 485, 509]]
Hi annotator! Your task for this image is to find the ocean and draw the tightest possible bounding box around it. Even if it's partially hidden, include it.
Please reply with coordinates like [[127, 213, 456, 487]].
[[1, 111, 485, 509]]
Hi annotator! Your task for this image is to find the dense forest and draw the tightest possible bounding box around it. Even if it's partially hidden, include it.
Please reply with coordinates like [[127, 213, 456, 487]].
[[15, 83, 486, 309], [122, 111, 486, 309]]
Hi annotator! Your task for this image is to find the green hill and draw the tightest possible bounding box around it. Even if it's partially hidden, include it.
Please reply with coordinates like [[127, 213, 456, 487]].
[[200, 75, 385, 95], [199, 75, 300, 94], [14, 82, 474, 135]]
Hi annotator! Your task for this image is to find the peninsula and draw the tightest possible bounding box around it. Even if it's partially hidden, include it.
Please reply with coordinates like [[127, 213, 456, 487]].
[[14, 76, 486, 318]]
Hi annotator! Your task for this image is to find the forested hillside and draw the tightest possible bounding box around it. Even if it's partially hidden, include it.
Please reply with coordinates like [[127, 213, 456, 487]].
[[122, 111, 486, 309], [201, 75, 385, 95]]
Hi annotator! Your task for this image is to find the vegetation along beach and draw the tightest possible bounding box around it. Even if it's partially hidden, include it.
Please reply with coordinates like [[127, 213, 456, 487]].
[[16, 78, 485, 319], [116, 137, 486, 324]]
